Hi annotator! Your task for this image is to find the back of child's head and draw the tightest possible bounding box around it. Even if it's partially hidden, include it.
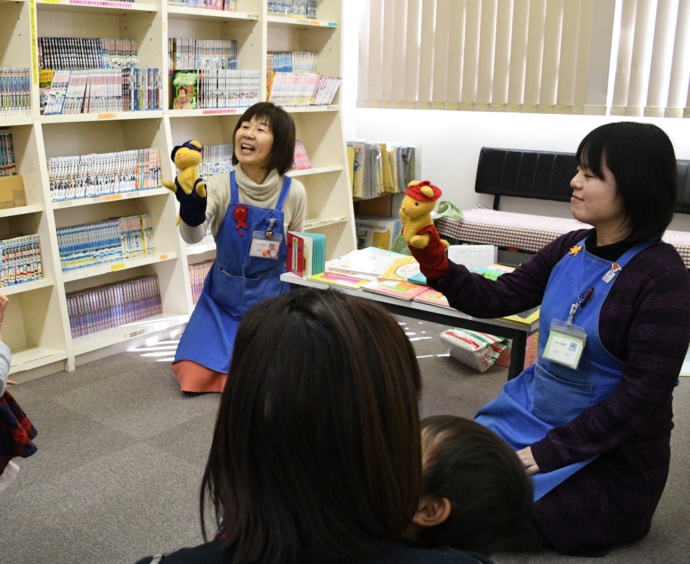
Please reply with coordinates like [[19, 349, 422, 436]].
[[418, 415, 534, 555]]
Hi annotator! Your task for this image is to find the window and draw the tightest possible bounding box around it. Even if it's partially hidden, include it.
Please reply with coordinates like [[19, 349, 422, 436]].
[[358, 0, 690, 118]]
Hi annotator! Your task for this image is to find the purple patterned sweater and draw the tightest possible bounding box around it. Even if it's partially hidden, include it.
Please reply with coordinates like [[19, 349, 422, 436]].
[[431, 229, 690, 555]]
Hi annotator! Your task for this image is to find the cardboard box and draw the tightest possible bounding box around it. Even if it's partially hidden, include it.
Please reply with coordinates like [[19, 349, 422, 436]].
[[0, 175, 26, 209], [355, 215, 402, 250]]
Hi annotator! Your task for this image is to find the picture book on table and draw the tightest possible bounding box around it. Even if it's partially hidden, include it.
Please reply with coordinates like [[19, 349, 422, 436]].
[[362, 279, 430, 300], [412, 288, 452, 309], [326, 247, 405, 279], [377, 255, 420, 281], [306, 271, 370, 289]]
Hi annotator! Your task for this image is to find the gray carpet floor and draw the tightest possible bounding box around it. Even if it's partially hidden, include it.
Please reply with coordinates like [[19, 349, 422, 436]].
[[2, 315, 689, 563]]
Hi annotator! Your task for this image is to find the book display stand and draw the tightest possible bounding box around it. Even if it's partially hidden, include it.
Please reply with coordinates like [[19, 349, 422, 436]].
[[0, 0, 356, 380]]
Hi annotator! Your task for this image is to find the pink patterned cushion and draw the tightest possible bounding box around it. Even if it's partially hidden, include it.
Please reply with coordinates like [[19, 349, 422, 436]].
[[437, 205, 690, 268]]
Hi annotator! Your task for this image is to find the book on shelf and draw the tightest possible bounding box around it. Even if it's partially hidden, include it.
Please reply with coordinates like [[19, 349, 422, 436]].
[[0, 68, 31, 117], [66, 275, 162, 339], [306, 271, 370, 289], [0, 234, 42, 288], [171, 70, 198, 109], [355, 215, 402, 251], [286, 231, 326, 278], [362, 278, 430, 300], [47, 148, 161, 202], [326, 247, 407, 280], [268, 0, 316, 19], [292, 140, 312, 171], [0, 128, 16, 177], [43, 69, 71, 115], [189, 260, 214, 304]]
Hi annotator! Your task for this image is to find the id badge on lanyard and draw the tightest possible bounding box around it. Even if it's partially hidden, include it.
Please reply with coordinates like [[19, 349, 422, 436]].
[[249, 218, 282, 260], [543, 288, 593, 369]]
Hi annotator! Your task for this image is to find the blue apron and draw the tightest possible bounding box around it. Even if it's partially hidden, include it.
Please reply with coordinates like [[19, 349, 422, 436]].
[[476, 237, 655, 500], [174, 171, 292, 373]]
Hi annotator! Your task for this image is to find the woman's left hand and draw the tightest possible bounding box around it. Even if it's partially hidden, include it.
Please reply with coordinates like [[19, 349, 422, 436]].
[[517, 446, 540, 475]]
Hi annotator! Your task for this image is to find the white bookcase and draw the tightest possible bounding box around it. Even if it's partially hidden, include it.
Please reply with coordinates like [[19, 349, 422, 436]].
[[0, 0, 355, 381]]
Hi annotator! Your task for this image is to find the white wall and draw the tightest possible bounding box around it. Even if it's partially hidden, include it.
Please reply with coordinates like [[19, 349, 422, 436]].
[[341, 5, 690, 232]]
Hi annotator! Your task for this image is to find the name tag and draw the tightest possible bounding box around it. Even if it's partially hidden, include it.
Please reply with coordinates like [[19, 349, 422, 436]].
[[543, 319, 587, 369], [249, 231, 282, 260]]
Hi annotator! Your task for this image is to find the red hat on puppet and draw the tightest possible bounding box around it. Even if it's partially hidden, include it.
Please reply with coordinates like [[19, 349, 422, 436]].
[[405, 180, 442, 202]]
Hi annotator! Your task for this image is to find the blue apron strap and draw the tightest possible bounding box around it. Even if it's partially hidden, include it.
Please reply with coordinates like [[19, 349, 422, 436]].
[[274, 176, 292, 212], [230, 170, 239, 203]]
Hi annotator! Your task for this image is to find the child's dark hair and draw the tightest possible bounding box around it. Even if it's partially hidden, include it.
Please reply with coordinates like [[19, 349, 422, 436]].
[[418, 415, 535, 555]]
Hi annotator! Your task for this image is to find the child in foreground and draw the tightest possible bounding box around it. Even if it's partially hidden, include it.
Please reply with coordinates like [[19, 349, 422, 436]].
[[408, 415, 537, 556]]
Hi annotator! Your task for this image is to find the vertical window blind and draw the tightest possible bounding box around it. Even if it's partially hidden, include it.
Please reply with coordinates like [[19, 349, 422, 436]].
[[358, 0, 690, 118]]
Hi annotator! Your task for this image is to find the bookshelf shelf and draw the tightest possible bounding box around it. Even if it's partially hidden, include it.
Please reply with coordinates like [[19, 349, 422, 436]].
[[285, 105, 340, 114], [35, 0, 160, 15], [10, 347, 69, 373], [40, 111, 166, 124], [1, 278, 55, 296], [52, 188, 169, 209], [72, 313, 189, 356], [304, 215, 349, 230], [166, 6, 259, 21], [0, 204, 44, 218], [185, 236, 216, 256], [2, 0, 355, 379], [61, 251, 179, 282], [266, 16, 338, 29], [287, 165, 343, 177]]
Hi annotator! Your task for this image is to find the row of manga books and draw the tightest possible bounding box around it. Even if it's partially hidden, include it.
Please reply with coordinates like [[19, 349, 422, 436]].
[[56, 214, 155, 272], [189, 260, 213, 304], [267, 51, 317, 74], [0, 69, 31, 118], [194, 139, 310, 178], [66, 275, 163, 339], [0, 234, 42, 288], [168, 38, 238, 72], [38, 37, 139, 71], [267, 0, 317, 19], [48, 148, 162, 202], [170, 69, 261, 109], [167, 0, 236, 9], [0, 128, 16, 177], [267, 72, 341, 106], [42, 68, 162, 115], [200, 143, 234, 177]]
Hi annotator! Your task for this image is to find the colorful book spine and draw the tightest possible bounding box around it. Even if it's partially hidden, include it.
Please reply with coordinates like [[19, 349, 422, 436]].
[[0, 69, 32, 117], [189, 260, 213, 304], [0, 234, 43, 288], [0, 128, 16, 177], [56, 214, 155, 271], [48, 148, 161, 202], [291, 140, 312, 170], [66, 275, 163, 338]]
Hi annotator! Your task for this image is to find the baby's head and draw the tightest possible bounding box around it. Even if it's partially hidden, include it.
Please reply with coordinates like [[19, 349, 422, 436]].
[[410, 415, 534, 555]]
